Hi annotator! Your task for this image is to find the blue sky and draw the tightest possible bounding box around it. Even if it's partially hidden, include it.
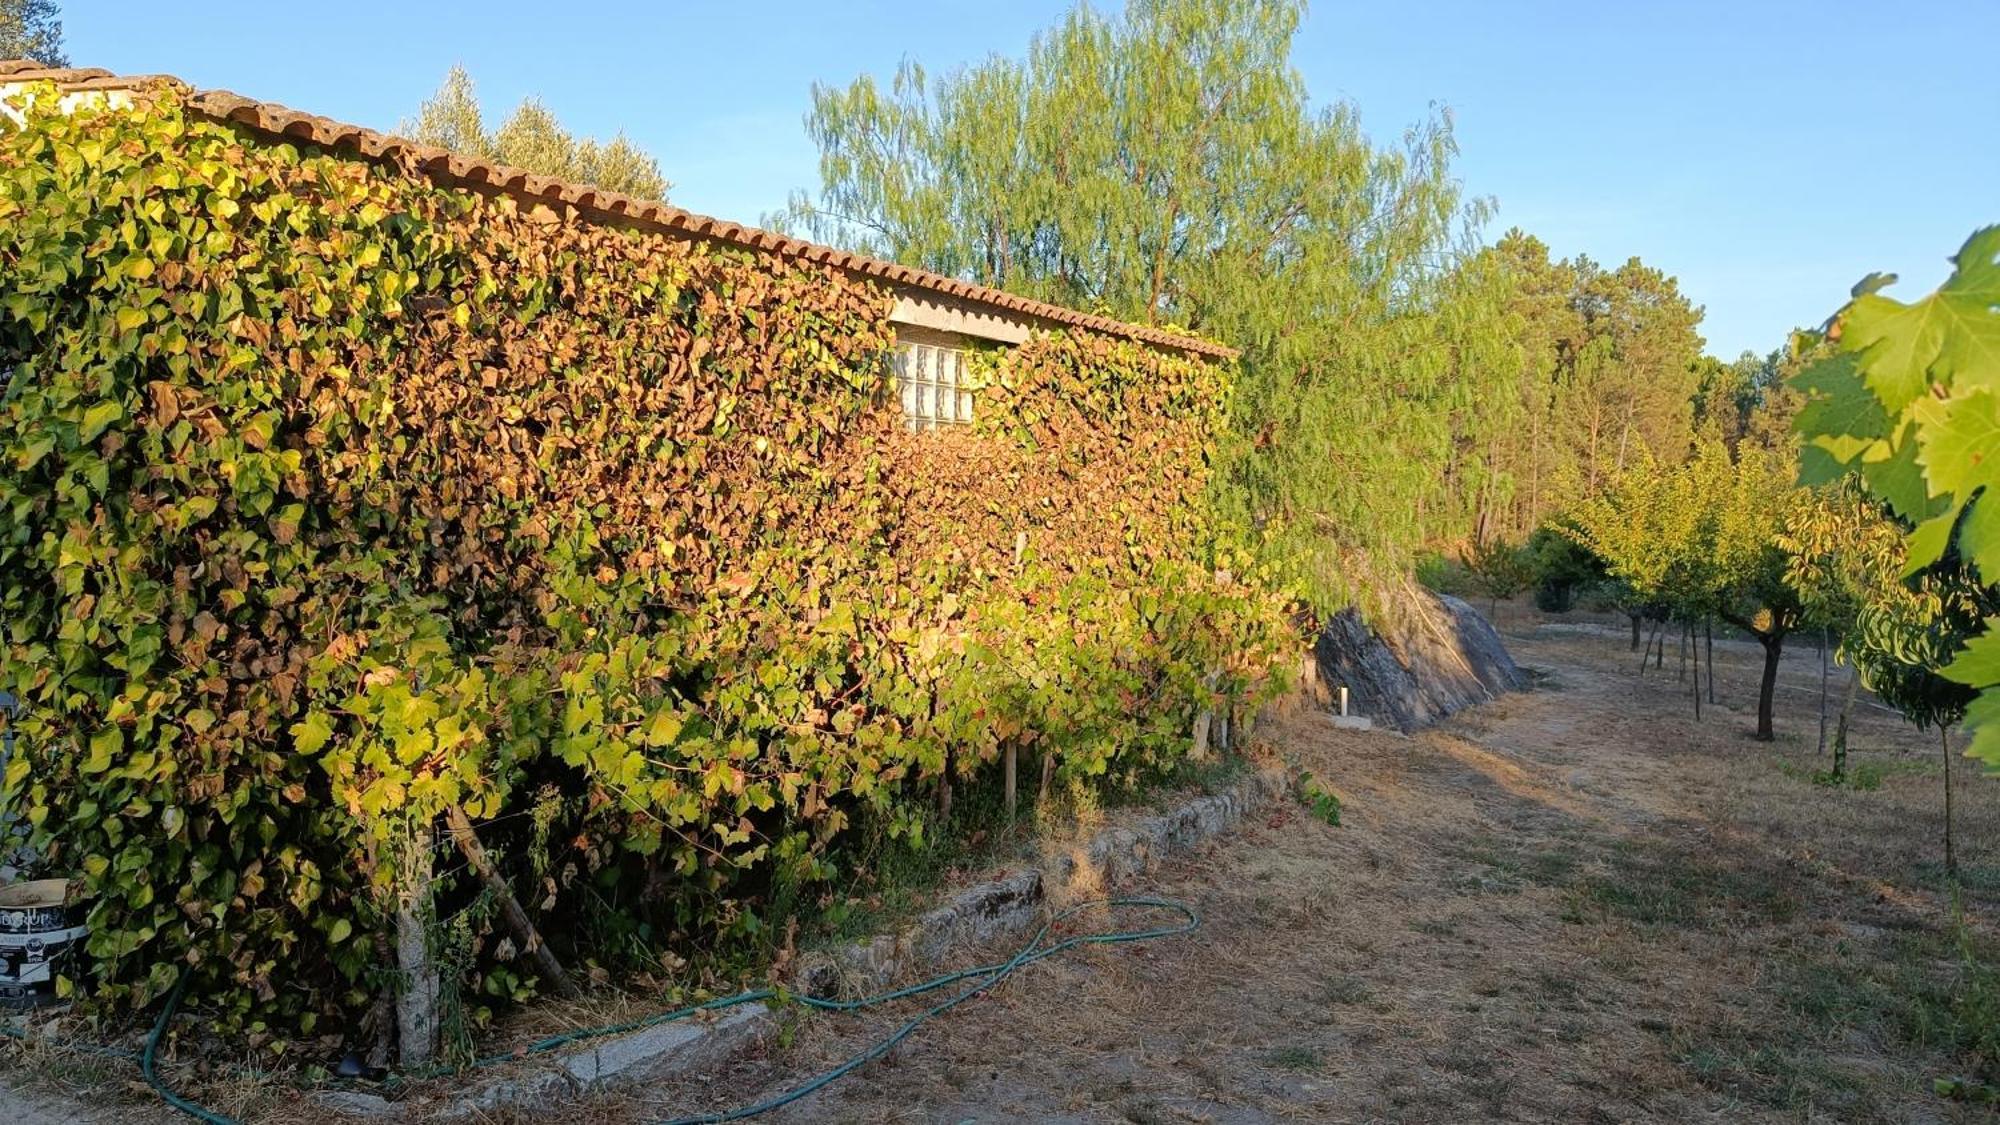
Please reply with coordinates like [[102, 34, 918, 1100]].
[[67, 1, 2000, 359]]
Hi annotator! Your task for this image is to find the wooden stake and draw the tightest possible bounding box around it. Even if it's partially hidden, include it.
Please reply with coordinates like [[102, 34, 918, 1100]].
[[1943, 724, 1958, 879], [1817, 627, 1830, 755], [444, 806, 580, 999]]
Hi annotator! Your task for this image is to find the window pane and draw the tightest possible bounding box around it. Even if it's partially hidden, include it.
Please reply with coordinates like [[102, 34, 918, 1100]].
[[891, 340, 974, 429]]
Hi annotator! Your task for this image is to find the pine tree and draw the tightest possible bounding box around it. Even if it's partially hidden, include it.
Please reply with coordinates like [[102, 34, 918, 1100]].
[[0, 0, 65, 66], [403, 67, 669, 201]]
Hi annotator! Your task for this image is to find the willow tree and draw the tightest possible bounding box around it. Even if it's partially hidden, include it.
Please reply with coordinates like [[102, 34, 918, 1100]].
[[403, 66, 670, 200], [788, 0, 1524, 611]]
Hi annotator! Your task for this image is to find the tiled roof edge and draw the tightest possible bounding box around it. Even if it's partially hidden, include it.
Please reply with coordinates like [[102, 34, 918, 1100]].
[[0, 61, 1236, 361]]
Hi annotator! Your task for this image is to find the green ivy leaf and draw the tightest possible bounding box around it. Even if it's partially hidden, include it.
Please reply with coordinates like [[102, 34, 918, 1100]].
[[83, 726, 122, 774], [79, 401, 124, 443], [292, 712, 335, 756]]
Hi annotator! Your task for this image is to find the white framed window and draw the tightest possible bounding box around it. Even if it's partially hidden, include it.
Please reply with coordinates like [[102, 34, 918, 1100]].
[[891, 341, 975, 432]]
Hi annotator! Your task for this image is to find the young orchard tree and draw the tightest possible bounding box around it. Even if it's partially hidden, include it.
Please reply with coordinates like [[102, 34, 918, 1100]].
[[1565, 441, 1804, 739], [1779, 481, 1913, 776], [1461, 537, 1532, 620], [1787, 458, 1987, 873]]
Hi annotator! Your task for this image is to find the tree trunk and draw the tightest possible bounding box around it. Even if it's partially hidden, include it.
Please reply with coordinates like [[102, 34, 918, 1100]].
[[1003, 744, 1018, 819], [1755, 633, 1784, 742], [395, 837, 440, 1070], [444, 806, 579, 999], [1691, 621, 1702, 720], [1942, 724, 1958, 879], [1830, 665, 1860, 783], [1654, 624, 1666, 670], [1706, 619, 1716, 704], [1630, 613, 1642, 652]]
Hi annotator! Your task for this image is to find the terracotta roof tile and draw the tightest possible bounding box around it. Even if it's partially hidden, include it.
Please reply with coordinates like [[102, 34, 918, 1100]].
[[0, 61, 1236, 360]]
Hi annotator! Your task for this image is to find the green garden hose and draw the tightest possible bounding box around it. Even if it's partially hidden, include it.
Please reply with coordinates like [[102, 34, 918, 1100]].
[[4, 896, 1198, 1125], [142, 970, 238, 1125]]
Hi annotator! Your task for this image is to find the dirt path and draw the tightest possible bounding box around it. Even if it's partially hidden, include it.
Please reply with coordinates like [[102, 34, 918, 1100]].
[[585, 620, 2000, 1124]]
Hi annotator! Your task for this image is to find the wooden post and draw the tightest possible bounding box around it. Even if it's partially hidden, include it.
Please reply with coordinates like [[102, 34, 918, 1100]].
[[934, 685, 952, 822], [395, 834, 440, 1070], [1818, 627, 1830, 755], [444, 806, 580, 999], [1943, 725, 1958, 879]]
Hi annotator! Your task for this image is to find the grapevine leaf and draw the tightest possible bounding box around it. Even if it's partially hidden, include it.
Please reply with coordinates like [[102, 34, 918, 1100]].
[[1792, 353, 1888, 451], [1858, 423, 1939, 521], [1963, 688, 2000, 774], [1903, 495, 1964, 576], [1844, 293, 1944, 413], [1944, 225, 2000, 298], [1851, 271, 1897, 299], [1941, 621, 2000, 686], [1797, 443, 1853, 486], [1844, 228, 2000, 406], [1961, 489, 2000, 584], [1912, 389, 2000, 502]]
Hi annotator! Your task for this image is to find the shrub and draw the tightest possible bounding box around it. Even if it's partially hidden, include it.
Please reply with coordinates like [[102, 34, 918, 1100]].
[[1525, 523, 1605, 613]]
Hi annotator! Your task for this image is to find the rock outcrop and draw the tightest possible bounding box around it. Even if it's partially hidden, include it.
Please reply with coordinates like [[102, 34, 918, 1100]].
[[1312, 591, 1524, 732]]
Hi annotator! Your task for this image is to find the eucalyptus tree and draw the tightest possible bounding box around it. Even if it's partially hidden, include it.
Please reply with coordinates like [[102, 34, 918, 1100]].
[[788, 0, 1524, 611], [404, 66, 670, 200]]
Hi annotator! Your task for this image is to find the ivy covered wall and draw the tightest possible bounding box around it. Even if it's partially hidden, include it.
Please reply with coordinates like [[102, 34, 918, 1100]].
[[0, 86, 1291, 1034]]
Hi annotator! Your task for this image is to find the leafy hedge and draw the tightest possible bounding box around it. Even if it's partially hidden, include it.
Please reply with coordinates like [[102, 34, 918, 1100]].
[[0, 87, 1291, 1037]]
